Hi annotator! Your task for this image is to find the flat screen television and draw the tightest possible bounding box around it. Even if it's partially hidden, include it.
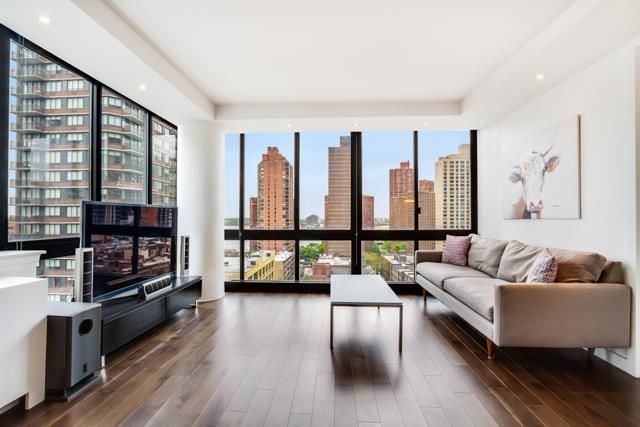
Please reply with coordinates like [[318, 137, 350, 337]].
[[82, 201, 177, 301]]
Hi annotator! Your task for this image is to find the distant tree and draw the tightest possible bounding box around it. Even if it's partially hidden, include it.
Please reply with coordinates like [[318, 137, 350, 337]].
[[394, 242, 407, 253]]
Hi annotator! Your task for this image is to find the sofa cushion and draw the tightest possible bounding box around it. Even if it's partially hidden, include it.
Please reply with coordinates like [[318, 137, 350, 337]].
[[467, 234, 509, 277], [549, 248, 607, 283], [497, 240, 545, 283], [526, 249, 558, 283], [442, 235, 472, 266], [444, 278, 508, 321], [415, 262, 490, 289]]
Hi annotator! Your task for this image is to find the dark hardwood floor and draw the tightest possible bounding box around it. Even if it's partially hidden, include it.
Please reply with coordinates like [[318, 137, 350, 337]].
[[3, 293, 639, 426]]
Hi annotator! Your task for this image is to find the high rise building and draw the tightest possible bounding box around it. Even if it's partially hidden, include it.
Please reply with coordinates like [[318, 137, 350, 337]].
[[435, 144, 471, 230], [362, 195, 375, 230], [101, 88, 147, 203], [151, 118, 178, 205], [256, 146, 294, 251], [8, 41, 92, 298], [389, 161, 414, 230], [418, 179, 436, 250], [249, 196, 258, 250], [325, 136, 351, 256]]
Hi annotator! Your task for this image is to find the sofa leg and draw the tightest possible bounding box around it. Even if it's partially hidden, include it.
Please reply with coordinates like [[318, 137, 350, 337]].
[[587, 348, 595, 363], [422, 288, 427, 302], [486, 338, 496, 360]]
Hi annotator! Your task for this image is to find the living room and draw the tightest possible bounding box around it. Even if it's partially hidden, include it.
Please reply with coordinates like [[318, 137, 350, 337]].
[[1, 0, 640, 426]]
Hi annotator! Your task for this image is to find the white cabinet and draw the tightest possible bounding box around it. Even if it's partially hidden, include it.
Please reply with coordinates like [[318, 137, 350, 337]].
[[0, 276, 48, 410], [0, 250, 47, 411]]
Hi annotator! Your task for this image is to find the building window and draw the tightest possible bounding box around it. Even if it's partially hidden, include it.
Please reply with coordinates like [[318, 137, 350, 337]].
[[100, 88, 147, 204], [224, 131, 476, 285], [8, 40, 91, 242], [151, 117, 177, 205]]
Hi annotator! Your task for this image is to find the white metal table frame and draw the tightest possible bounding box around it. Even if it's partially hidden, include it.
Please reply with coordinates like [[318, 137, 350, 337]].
[[330, 275, 403, 352]]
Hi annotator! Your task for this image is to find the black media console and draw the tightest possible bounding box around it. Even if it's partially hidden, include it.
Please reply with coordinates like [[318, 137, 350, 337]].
[[100, 275, 202, 355]]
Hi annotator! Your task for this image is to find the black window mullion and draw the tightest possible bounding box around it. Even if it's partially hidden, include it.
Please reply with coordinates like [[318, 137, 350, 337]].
[[294, 132, 300, 280], [239, 133, 245, 281], [146, 114, 153, 204], [353, 131, 362, 274], [413, 130, 419, 234], [470, 130, 478, 234], [0, 27, 10, 250], [91, 83, 102, 201]]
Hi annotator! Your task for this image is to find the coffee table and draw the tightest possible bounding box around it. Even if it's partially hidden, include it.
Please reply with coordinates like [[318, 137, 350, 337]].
[[330, 274, 403, 351]]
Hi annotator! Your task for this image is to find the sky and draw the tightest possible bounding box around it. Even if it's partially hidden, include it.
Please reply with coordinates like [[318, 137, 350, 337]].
[[224, 130, 470, 219]]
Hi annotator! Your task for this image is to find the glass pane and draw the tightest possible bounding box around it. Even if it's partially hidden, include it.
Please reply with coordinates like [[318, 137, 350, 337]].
[[300, 240, 351, 282], [362, 132, 413, 230], [101, 88, 147, 203], [224, 134, 240, 229], [244, 240, 295, 281], [38, 255, 76, 302], [362, 240, 414, 282], [224, 240, 241, 280], [418, 240, 445, 251], [245, 133, 294, 230], [300, 132, 351, 230], [8, 40, 91, 241], [418, 131, 471, 230], [151, 117, 177, 205]]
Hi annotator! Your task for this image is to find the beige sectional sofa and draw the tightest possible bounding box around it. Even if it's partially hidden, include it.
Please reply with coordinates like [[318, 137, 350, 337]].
[[415, 235, 631, 360]]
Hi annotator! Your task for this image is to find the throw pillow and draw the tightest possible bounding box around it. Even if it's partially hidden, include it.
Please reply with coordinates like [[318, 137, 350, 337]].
[[526, 249, 558, 283], [442, 235, 472, 266]]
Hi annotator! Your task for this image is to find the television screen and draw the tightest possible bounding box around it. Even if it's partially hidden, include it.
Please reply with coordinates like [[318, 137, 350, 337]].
[[138, 237, 172, 277], [91, 234, 136, 297], [83, 201, 177, 301], [92, 205, 135, 226]]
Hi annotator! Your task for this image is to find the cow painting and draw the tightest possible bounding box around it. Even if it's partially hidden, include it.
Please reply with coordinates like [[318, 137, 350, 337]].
[[509, 147, 560, 219]]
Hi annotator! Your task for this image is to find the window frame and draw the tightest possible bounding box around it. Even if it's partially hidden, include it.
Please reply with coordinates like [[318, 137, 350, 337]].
[[225, 130, 478, 290], [0, 24, 178, 260]]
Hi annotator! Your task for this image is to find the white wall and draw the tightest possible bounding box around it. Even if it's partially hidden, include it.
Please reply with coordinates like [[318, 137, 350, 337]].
[[177, 121, 225, 302], [478, 38, 640, 376]]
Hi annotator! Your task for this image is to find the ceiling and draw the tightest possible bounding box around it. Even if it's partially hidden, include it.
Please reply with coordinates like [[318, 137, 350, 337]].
[[3, 0, 640, 129], [105, 0, 574, 105]]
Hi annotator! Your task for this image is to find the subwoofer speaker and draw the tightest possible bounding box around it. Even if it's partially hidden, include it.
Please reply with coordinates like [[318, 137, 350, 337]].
[[45, 302, 102, 400], [73, 248, 94, 303], [179, 235, 190, 277]]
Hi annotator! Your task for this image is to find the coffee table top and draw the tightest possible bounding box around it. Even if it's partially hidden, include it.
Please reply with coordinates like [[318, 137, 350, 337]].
[[330, 274, 402, 306]]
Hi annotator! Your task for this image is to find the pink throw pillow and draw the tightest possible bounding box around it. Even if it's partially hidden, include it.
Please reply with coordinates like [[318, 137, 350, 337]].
[[442, 235, 472, 266], [526, 249, 558, 283]]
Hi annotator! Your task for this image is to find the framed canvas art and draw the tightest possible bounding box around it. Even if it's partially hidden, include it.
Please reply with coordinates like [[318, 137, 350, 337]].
[[502, 115, 581, 219]]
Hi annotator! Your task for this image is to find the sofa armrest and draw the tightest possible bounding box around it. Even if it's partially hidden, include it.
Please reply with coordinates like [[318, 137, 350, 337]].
[[494, 283, 631, 348], [415, 250, 442, 264]]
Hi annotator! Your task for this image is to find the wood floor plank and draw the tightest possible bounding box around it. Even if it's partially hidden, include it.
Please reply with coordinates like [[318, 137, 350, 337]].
[[311, 372, 335, 427], [291, 360, 318, 414], [3, 294, 640, 427]]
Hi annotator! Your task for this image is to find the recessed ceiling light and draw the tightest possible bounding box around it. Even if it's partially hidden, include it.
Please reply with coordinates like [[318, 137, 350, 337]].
[[536, 73, 545, 81], [354, 123, 359, 127], [37, 15, 51, 25], [286, 124, 292, 129], [138, 83, 147, 91], [422, 122, 428, 126]]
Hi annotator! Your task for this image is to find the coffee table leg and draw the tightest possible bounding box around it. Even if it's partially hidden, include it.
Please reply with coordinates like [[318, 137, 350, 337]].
[[330, 304, 334, 349], [399, 305, 403, 352]]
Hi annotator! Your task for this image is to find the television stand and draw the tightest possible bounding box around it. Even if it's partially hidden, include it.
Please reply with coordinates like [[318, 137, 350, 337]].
[[100, 275, 202, 355]]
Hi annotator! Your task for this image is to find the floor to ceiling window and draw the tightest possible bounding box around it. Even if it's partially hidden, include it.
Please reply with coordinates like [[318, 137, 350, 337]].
[[224, 130, 476, 286], [1, 24, 178, 301]]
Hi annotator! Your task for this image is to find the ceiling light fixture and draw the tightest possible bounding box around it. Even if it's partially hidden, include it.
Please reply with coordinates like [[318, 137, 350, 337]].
[[536, 73, 545, 81], [138, 83, 147, 91], [37, 15, 51, 25], [354, 123, 359, 127], [287, 124, 292, 129]]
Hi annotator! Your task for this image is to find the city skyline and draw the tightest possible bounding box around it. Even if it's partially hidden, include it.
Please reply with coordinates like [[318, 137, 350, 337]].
[[224, 130, 471, 220]]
